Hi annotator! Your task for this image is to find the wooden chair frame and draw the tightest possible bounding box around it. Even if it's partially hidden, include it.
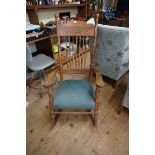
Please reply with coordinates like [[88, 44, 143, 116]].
[[44, 14, 105, 128]]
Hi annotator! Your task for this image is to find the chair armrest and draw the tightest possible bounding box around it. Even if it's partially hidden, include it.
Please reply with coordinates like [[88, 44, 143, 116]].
[[43, 70, 57, 88], [95, 72, 105, 87]]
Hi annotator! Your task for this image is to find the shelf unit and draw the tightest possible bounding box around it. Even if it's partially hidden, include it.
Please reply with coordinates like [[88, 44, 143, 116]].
[[26, 0, 88, 60], [26, 1, 88, 25], [88, 10, 104, 24], [86, 0, 104, 24], [87, 0, 128, 26], [27, 3, 86, 9]]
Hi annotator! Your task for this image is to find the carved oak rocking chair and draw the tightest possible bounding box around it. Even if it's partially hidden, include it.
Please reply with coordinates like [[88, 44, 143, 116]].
[[44, 14, 105, 128]]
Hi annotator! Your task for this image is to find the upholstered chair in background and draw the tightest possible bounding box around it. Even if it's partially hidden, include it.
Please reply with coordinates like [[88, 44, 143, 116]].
[[122, 83, 129, 109], [95, 24, 129, 88]]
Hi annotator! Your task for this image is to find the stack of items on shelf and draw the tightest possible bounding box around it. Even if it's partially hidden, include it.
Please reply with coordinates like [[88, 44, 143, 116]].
[[72, 0, 80, 4], [26, 24, 41, 38], [26, 0, 84, 5], [102, 5, 117, 20], [26, 0, 35, 5], [90, 0, 102, 11]]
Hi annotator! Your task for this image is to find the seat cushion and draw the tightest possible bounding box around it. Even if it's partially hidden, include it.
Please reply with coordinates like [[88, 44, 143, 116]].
[[53, 80, 95, 110], [27, 54, 55, 71]]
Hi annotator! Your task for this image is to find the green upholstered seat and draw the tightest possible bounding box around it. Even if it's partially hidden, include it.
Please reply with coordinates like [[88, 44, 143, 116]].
[[53, 80, 95, 110]]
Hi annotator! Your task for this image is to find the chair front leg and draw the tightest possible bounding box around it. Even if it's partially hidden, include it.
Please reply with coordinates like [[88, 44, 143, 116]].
[[94, 86, 100, 128], [94, 110, 98, 128], [47, 86, 55, 127], [94, 71, 105, 128]]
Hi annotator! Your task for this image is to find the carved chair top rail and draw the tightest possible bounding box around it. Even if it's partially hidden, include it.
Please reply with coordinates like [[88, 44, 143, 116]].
[[57, 21, 96, 36]]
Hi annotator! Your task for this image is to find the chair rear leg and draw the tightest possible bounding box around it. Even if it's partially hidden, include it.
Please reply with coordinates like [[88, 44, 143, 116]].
[[39, 86, 43, 98], [113, 80, 119, 89], [116, 105, 124, 115], [39, 71, 45, 98], [88, 110, 94, 126], [29, 78, 32, 89], [54, 114, 60, 124], [51, 113, 56, 127], [51, 110, 61, 128], [51, 115, 60, 127]]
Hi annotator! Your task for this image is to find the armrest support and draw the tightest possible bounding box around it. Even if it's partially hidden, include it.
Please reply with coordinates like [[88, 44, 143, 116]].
[[95, 71, 105, 87], [43, 70, 57, 88], [44, 70, 57, 108], [47, 83, 53, 110]]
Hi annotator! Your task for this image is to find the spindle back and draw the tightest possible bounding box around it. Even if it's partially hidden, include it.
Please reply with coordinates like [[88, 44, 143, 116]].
[[55, 14, 99, 81]]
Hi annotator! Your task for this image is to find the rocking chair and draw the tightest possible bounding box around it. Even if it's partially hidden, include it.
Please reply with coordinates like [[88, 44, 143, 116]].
[[44, 14, 105, 128]]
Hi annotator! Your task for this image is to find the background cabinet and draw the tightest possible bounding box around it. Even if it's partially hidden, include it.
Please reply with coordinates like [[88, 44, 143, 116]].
[[26, 0, 88, 25], [87, 0, 129, 27], [87, 0, 116, 24], [26, 0, 88, 59]]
